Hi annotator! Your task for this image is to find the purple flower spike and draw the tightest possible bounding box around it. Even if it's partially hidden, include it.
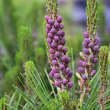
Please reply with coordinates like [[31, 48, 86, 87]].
[[57, 16, 62, 23], [45, 15, 73, 90], [78, 30, 99, 83], [82, 74, 87, 80], [68, 81, 73, 88], [83, 32, 89, 38]]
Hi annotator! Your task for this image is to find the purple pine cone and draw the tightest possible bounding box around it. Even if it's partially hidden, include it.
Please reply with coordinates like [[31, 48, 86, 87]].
[[58, 45, 63, 51], [49, 72, 54, 78], [62, 55, 66, 61], [65, 68, 70, 74], [52, 68, 58, 73], [65, 57, 70, 63], [68, 70, 73, 77], [48, 33, 53, 38], [60, 64, 65, 70], [93, 45, 99, 51], [51, 42, 57, 48], [85, 38, 90, 44], [46, 28, 50, 33], [48, 18, 54, 25], [57, 30, 65, 37], [63, 79, 68, 85], [54, 36, 59, 42], [50, 28, 56, 34], [50, 54, 55, 60], [91, 70, 96, 76], [57, 16, 62, 23], [90, 55, 94, 60], [54, 22, 59, 28], [63, 47, 68, 54], [55, 81, 61, 87], [79, 60, 87, 67], [82, 74, 87, 80], [93, 58, 98, 63], [46, 24, 51, 30], [54, 73, 61, 79], [47, 38, 52, 43], [45, 16, 49, 22], [55, 52, 60, 58], [60, 37, 66, 45], [60, 24, 64, 29], [52, 60, 58, 66], [68, 81, 73, 88], [83, 32, 89, 38], [88, 42, 94, 48], [78, 67, 85, 73], [49, 48, 55, 54], [83, 41, 88, 48], [83, 48, 90, 55]]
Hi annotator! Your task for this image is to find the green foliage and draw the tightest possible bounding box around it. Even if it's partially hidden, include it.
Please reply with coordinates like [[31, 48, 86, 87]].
[[0, 97, 7, 110], [4, 59, 110, 110], [35, 47, 47, 72], [99, 46, 109, 89], [17, 26, 34, 62], [86, 0, 97, 35], [97, 0, 106, 37]]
